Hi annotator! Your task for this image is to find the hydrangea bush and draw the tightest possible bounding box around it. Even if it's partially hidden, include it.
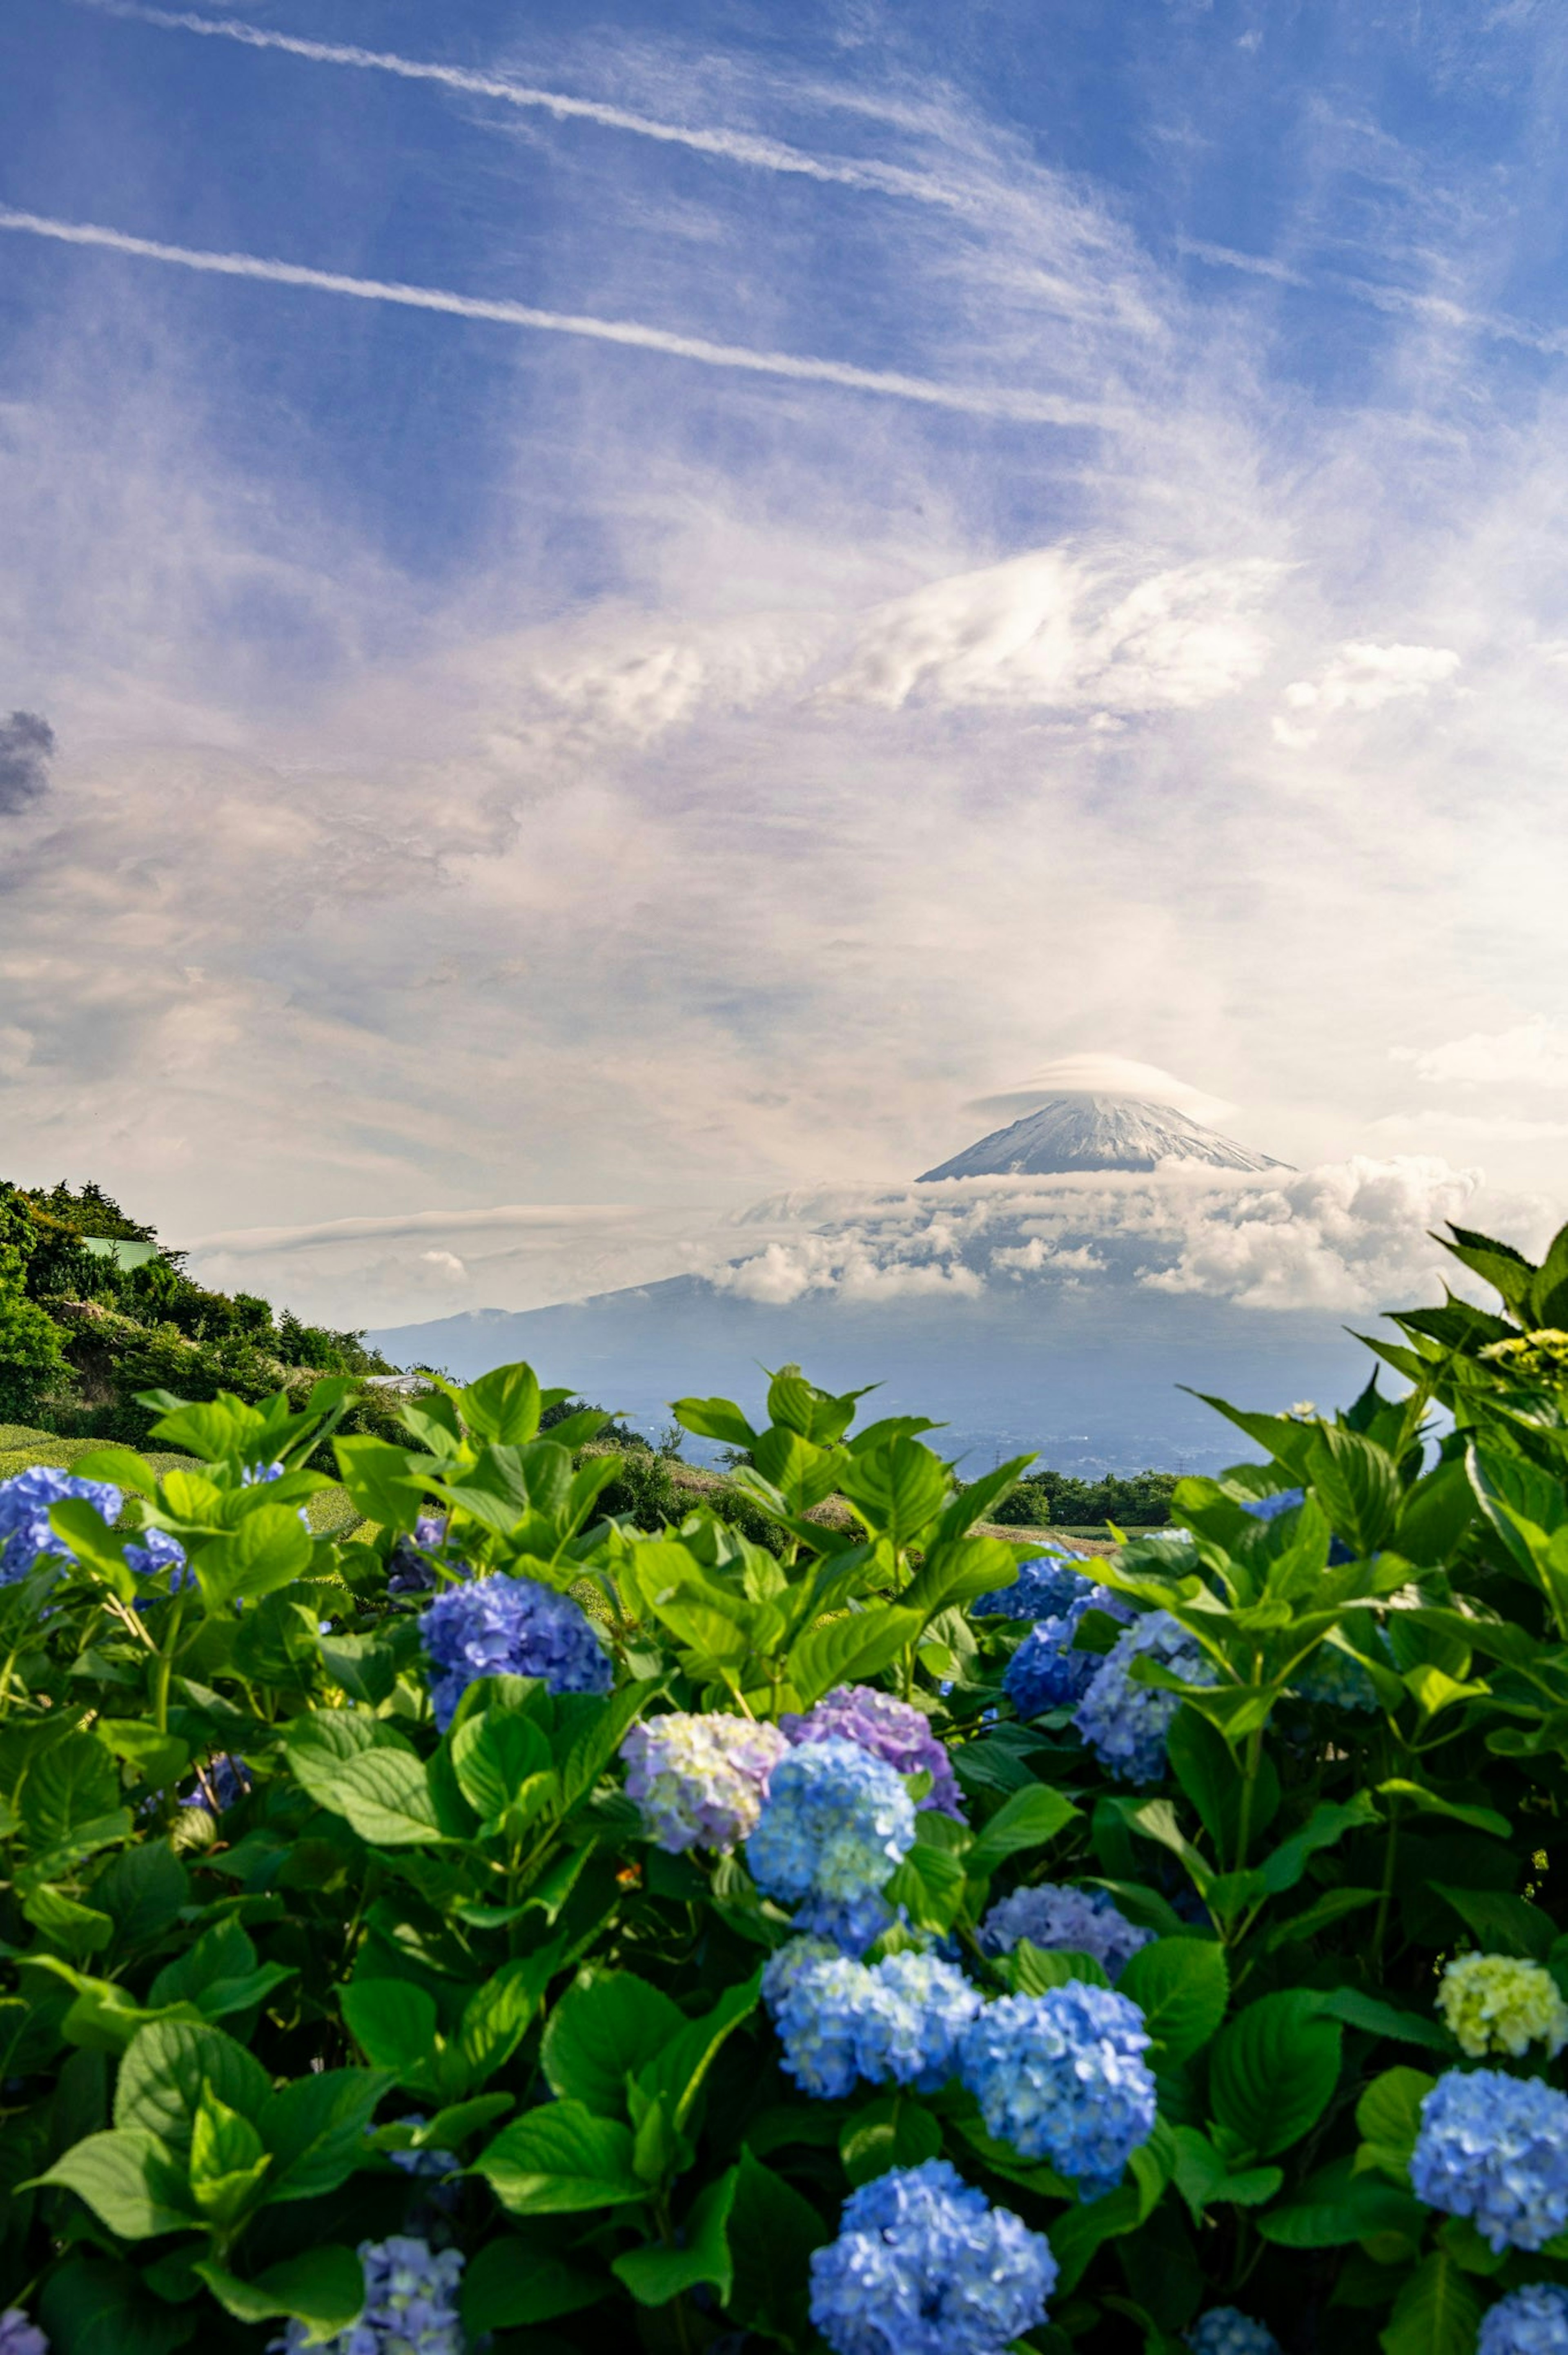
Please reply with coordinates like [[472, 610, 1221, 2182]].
[[3, 1224, 1568, 2353]]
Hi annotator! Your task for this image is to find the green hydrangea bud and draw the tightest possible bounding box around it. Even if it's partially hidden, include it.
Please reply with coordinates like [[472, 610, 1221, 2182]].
[[1438, 1952, 1568, 2060]]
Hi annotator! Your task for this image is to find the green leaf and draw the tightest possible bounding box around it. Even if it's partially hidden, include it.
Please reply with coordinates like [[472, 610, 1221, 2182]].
[[450, 1708, 551, 1824], [1258, 1795, 1379, 1895], [1432, 1884, 1555, 1960], [1007, 1942, 1111, 1994], [1376, 1780, 1510, 1842], [1314, 1992, 1450, 2052], [341, 1979, 440, 2089], [884, 1842, 968, 1935], [766, 1368, 873, 1445], [1379, 2250, 1483, 2355], [22, 1731, 121, 1850], [460, 2228, 608, 2331], [639, 1970, 762, 2131], [1258, 2159, 1428, 2250], [838, 2092, 943, 2186], [1208, 1990, 1343, 2161], [1166, 1709, 1278, 1862], [189, 2083, 271, 2226], [786, 1608, 924, 1710], [461, 1363, 543, 1446], [613, 2168, 739, 2306], [904, 1535, 1026, 1619], [194, 2248, 365, 2335], [332, 1435, 424, 1532], [725, 2148, 826, 2342], [1306, 1427, 1403, 1557], [192, 1506, 312, 1611], [115, 2018, 270, 2150], [1049, 2183, 1144, 2294], [458, 1953, 559, 2087], [837, 1436, 950, 1545], [93, 1842, 188, 1948], [22, 1883, 114, 1961], [1118, 1938, 1229, 2066], [31, 2128, 193, 2238], [541, 1973, 687, 2118], [38, 2251, 196, 2355], [95, 1718, 191, 1791], [474, 2099, 645, 2213], [670, 1395, 760, 1450], [262, 2068, 391, 2202], [1169, 2126, 1282, 2222], [318, 1749, 450, 1847], [966, 1784, 1080, 1878], [1357, 2067, 1437, 2163]]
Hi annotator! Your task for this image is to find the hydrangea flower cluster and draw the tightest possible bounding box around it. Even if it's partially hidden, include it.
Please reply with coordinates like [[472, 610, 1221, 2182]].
[[179, 1754, 252, 1815], [420, 1572, 612, 1731], [1478, 2283, 1568, 2355], [973, 1550, 1090, 1621], [1074, 1611, 1217, 1783], [1002, 1582, 1133, 1717], [808, 2159, 1057, 2355], [1292, 1639, 1380, 1713], [123, 1526, 192, 1588], [1187, 2310, 1282, 2355], [386, 2118, 461, 2181], [0, 2311, 49, 2355], [621, 1711, 788, 1852], [1438, 1954, 1568, 2061], [387, 1515, 449, 1597], [1410, 2069, 1568, 2251], [782, 1684, 964, 1819], [0, 1465, 121, 1583], [268, 2237, 464, 2355], [747, 1736, 916, 1954], [762, 1939, 982, 2097], [958, 1980, 1156, 2195], [977, 1884, 1152, 1980]]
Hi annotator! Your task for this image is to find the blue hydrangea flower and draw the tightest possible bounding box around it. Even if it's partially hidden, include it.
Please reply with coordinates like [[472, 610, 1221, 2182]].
[[268, 2236, 464, 2354], [0, 1465, 122, 1582], [1479, 2283, 1568, 2355], [747, 1736, 916, 1954], [387, 1514, 449, 1596], [241, 1459, 287, 1486], [1074, 1610, 1217, 1782], [621, 1711, 788, 1852], [764, 1940, 982, 2098], [1410, 2069, 1568, 2252], [958, 1980, 1156, 2195], [125, 1527, 193, 1595], [0, 2310, 49, 2355], [1292, 1639, 1380, 1712], [1187, 2310, 1282, 2355], [781, 1684, 964, 1820], [808, 2159, 1057, 2355], [977, 1884, 1152, 1980], [973, 1550, 1090, 1621], [179, 1754, 251, 1814], [420, 1572, 612, 1731], [1237, 1487, 1352, 1564], [1002, 1578, 1134, 1717]]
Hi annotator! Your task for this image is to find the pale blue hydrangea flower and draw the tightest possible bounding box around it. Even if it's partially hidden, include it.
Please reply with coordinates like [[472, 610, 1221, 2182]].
[[1479, 2283, 1568, 2355], [958, 1980, 1156, 2195], [973, 1550, 1090, 1621], [0, 1464, 121, 1581], [763, 1941, 982, 2098], [621, 1711, 788, 1852], [808, 2159, 1057, 2355], [977, 1884, 1151, 1980], [1074, 1611, 1217, 1782], [782, 1684, 964, 1820], [267, 2236, 464, 2355], [747, 1736, 917, 1954], [1292, 1639, 1380, 1712], [0, 2310, 49, 2355], [1410, 2069, 1568, 2252], [386, 2116, 460, 2181], [1187, 2310, 1282, 2355], [420, 1572, 612, 1730]]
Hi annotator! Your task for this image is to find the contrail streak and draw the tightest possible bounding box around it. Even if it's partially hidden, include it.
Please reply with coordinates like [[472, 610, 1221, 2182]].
[[0, 208, 1109, 424], [75, 0, 954, 210]]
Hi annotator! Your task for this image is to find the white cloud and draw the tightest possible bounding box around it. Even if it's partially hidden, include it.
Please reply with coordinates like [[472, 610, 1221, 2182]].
[[1274, 642, 1461, 745], [1393, 1018, 1568, 1090], [964, 1056, 1237, 1126]]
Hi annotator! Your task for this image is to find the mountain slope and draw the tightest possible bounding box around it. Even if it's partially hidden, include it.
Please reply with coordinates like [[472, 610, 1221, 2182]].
[[918, 1093, 1291, 1180]]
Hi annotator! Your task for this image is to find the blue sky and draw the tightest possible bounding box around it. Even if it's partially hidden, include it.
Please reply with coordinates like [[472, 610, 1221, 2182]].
[[3, 0, 1568, 1324]]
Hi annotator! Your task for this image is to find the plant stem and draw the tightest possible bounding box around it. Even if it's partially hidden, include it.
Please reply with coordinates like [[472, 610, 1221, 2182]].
[[1372, 1797, 1401, 1974]]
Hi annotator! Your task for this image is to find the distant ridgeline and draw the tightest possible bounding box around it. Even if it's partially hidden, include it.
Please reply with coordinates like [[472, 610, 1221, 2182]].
[[0, 1176, 401, 1440]]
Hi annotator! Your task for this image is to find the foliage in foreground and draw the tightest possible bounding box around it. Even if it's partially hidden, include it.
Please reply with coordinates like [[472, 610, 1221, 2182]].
[[2, 1222, 1568, 2353]]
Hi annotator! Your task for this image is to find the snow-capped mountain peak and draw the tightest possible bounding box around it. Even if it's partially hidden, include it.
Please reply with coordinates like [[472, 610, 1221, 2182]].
[[917, 1092, 1291, 1180]]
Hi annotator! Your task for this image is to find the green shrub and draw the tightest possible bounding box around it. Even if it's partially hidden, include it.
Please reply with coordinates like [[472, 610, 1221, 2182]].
[[3, 1227, 1568, 2352]]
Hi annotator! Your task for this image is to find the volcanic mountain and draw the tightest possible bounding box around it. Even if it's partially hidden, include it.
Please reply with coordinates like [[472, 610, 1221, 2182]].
[[918, 1093, 1292, 1181]]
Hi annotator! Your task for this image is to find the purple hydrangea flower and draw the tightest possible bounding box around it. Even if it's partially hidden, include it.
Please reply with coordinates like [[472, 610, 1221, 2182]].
[[0, 2310, 49, 2355], [808, 2159, 1057, 2355], [420, 1572, 612, 1730], [1479, 2284, 1568, 2355], [977, 1884, 1152, 1980], [958, 1980, 1156, 2196], [268, 2236, 464, 2354], [782, 1684, 964, 1820], [621, 1711, 788, 1852], [0, 1465, 121, 1582], [1410, 2069, 1568, 2252], [747, 1736, 916, 1954], [387, 1514, 448, 1596]]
